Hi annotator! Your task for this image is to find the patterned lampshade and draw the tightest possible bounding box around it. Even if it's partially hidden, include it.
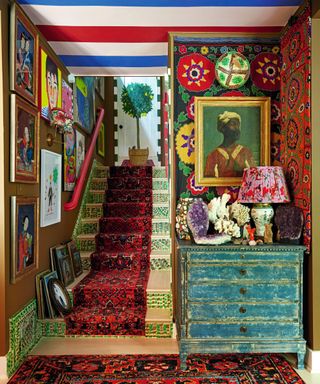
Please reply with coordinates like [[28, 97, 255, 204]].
[[237, 166, 290, 204]]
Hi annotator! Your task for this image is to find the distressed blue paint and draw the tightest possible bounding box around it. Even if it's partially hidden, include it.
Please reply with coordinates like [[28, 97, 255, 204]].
[[176, 241, 306, 370]]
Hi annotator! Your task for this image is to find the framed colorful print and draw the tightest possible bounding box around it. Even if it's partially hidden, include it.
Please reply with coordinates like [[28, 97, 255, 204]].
[[11, 196, 39, 283], [67, 240, 83, 277], [54, 245, 75, 287], [95, 77, 105, 100], [40, 150, 62, 227], [64, 127, 76, 191], [73, 76, 95, 134], [76, 130, 85, 177], [62, 79, 73, 119], [10, 94, 39, 183], [195, 96, 270, 187], [97, 122, 105, 157], [10, 3, 38, 106], [40, 46, 62, 120]]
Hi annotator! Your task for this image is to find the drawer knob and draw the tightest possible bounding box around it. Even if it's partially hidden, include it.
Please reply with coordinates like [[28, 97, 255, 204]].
[[239, 288, 247, 295], [240, 254, 245, 259], [240, 326, 247, 333], [239, 307, 247, 313], [240, 269, 247, 276]]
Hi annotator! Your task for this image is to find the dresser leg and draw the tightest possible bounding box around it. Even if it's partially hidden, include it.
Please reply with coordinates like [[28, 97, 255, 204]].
[[180, 353, 187, 371], [296, 352, 305, 370]]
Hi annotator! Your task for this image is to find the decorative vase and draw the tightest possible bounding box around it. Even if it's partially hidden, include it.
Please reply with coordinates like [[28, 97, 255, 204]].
[[251, 203, 274, 237], [128, 147, 149, 165]]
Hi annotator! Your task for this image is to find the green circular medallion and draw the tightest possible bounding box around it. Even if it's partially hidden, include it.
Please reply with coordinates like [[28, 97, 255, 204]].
[[215, 52, 250, 89]]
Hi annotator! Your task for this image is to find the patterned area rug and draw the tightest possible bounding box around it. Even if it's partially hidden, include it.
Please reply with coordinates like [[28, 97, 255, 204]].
[[8, 354, 305, 383], [65, 166, 152, 335]]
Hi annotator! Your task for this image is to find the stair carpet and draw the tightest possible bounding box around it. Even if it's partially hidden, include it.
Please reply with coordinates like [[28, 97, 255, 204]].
[[66, 165, 172, 338]]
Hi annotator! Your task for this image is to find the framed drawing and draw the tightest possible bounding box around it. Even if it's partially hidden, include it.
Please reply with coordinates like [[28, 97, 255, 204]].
[[10, 94, 39, 183], [64, 126, 76, 191], [62, 79, 73, 119], [76, 130, 85, 177], [10, 3, 38, 106], [67, 240, 83, 277], [97, 122, 105, 157], [74, 76, 95, 134], [95, 77, 105, 100], [11, 196, 39, 283], [54, 244, 75, 286], [195, 96, 270, 187], [42, 270, 58, 318], [40, 150, 62, 227], [40, 46, 62, 120], [48, 278, 72, 315]]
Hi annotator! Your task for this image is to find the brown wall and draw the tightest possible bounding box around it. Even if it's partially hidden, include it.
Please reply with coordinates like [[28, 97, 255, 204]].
[[0, 0, 110, 354]]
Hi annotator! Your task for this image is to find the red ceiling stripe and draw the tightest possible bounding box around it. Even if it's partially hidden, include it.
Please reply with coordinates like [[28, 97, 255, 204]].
[[37, 25, 282, 42]]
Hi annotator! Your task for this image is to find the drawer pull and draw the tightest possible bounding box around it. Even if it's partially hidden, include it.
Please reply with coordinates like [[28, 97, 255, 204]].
[[239, 288, 247, 295], [240, 326, 247, 333], [239, 269, 247, 276], [239, 307, 247, 313], [240, 254, 245, 259]]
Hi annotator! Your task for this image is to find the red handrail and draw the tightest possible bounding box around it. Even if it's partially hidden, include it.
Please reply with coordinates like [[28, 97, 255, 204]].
[[64, 107, 105, 211]]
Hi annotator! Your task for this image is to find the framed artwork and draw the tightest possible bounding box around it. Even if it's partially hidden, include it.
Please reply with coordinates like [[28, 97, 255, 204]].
[[64, 127, 76, 191], [76, 130, 85, 177], [11, 196, 39, 283], [195, 97, 270, 187], [95, 77, 105, 100], [40, 46, 62, 120], [74, 76, 95, 134], [48, 278, 72, 315], [35, 269, 50, 319], [54, 244, 75, 287], [42, 270, 58, 318], [62, 79, 73, 119], [97, 122, 105, 157], [10, 3, 38, 106], [67, 240, 83, 277], [40, 150, 62, 227], [10, 94, 39, 183]]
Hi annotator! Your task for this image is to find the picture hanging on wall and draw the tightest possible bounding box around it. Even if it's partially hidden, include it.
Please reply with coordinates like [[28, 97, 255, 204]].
[[40, 149, 62, 227], [10, 3, 38, 106], [10, 94, 39, 183], [40, 46, 62, 120], [73, 76, 95, 134], [62, 79, 73, 119], [97, 122, 105, 157], [76, 130, 85, 177], [195, 96, 270, 187], [64, 126, 77, 191], [95, 77, 105, 100], [11, 196, 39, 283]]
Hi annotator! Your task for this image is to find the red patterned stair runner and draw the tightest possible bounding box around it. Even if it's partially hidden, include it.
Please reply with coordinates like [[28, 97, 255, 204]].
[[65, 166, 153, 335]]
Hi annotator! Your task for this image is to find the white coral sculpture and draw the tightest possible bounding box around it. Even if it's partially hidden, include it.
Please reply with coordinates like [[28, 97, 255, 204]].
[[214, 218, 241, 238], [229, 202, 250, 227]]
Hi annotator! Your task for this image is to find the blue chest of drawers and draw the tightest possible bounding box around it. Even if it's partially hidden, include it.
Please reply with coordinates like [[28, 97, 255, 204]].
[[176, 240, 306, 369]]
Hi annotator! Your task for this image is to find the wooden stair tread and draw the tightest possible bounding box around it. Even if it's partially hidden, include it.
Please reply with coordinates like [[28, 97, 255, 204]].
[[146, 308, 172, 322], [147, 270, 171, 292]]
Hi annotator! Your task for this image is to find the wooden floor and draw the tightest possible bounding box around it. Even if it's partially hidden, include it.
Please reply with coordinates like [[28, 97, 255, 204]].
[[1, 338, 319, 384]]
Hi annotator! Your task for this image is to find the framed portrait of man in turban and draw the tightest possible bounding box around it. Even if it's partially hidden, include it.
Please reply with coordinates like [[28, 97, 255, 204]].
[[195, 97, 270, 187]]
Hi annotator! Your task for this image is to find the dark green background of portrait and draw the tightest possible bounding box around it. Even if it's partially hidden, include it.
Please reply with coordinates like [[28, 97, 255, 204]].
[[202, 105, 261, 168]]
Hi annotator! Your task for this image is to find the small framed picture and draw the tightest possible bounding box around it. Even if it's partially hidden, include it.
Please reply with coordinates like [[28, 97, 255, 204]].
[[11, 196, 39, 283], [35, 269, 50, 319], [10, 94, 39, 183], [42, 270, 58, 318], [64, 127, 76, 191], [76, 130, 85, 177], [95, 77, 105, 100], [97, 122, 105, 158], [62, 79, 73, 119], [40, 150, 62, 227], [48, 278, 72, 315], [10, 2, 38, 106], [55, 244, 75, 286], [67, 241, 83, 277]]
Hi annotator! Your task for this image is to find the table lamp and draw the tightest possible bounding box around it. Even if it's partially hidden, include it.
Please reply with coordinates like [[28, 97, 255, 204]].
[[237, 166, 290, 237]]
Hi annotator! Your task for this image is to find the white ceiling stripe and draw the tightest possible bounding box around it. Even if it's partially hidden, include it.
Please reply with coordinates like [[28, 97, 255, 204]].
[[50, 42, 168, 56], [21, 5, 298, 27], [66, 66, 168, 76]]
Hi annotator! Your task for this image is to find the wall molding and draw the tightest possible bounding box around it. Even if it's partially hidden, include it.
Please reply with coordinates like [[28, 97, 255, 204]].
[[305, 347, 320, 373], [0, 356, 8, 380]]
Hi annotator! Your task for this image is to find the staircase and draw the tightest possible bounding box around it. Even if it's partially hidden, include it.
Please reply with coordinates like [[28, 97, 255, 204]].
[[40, 162, 173, 338]]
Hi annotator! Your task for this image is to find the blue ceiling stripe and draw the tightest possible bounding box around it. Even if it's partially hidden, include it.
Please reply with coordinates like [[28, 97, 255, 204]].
[[18, 0, 303, 7], [59, 55, 168, 67]]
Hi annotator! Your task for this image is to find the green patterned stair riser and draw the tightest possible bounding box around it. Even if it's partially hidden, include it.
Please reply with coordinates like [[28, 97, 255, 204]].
[[153, 206, 169, 218], [84, 205, 103, 219], [81, 257, 92, 271], [41, 321, 66, 337], [147, 292, 172, 310], [152, 221, 170, 235], [145, 323, 173, 338], [153, 179, 168, 191], [91, 180, 107, 190], [150, 258, 171, 270], [79, 222, 99, 234], [77, 238, 96, 252], [153, 192, 169, 204], [152, 168, 167, 178], [152, 238, 171, 252], [94, 168, 108, 178], [87, 193, 105, 204]]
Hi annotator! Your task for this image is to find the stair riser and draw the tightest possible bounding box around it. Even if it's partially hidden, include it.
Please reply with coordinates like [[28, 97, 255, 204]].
[[87, 193, 105, 204], [152, 168, 167, 178], [150, 258, 171, 270], [147, 292, 172, 310], [95, 234, 151, 253], [106, 189, 152, 203], [84, 205, 103, 219], [152, 221, 170, 235], [78, 222, 99, 234], [153, 180, 168, 191], [110, 166, 152, 178], [91, 180, 107, 190], [108, 177, 152, 190], [151, 238, 171, 252], [145, 323, 173, 338], [99, 217, 152, 234], [153, 193, 169, 204], [153, 206, 170, 219], [91, 252, 149, 271], [94, 168, 108, 178], [104, 203, 152, 218]]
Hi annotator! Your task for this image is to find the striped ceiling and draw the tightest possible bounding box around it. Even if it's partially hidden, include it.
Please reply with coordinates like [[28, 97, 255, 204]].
[[18, 0, 304, 76]]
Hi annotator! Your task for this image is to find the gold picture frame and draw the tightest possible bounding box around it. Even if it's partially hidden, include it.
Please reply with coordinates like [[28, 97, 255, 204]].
[[195, 96, 270, 187], [11, 196, 39, 283]]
